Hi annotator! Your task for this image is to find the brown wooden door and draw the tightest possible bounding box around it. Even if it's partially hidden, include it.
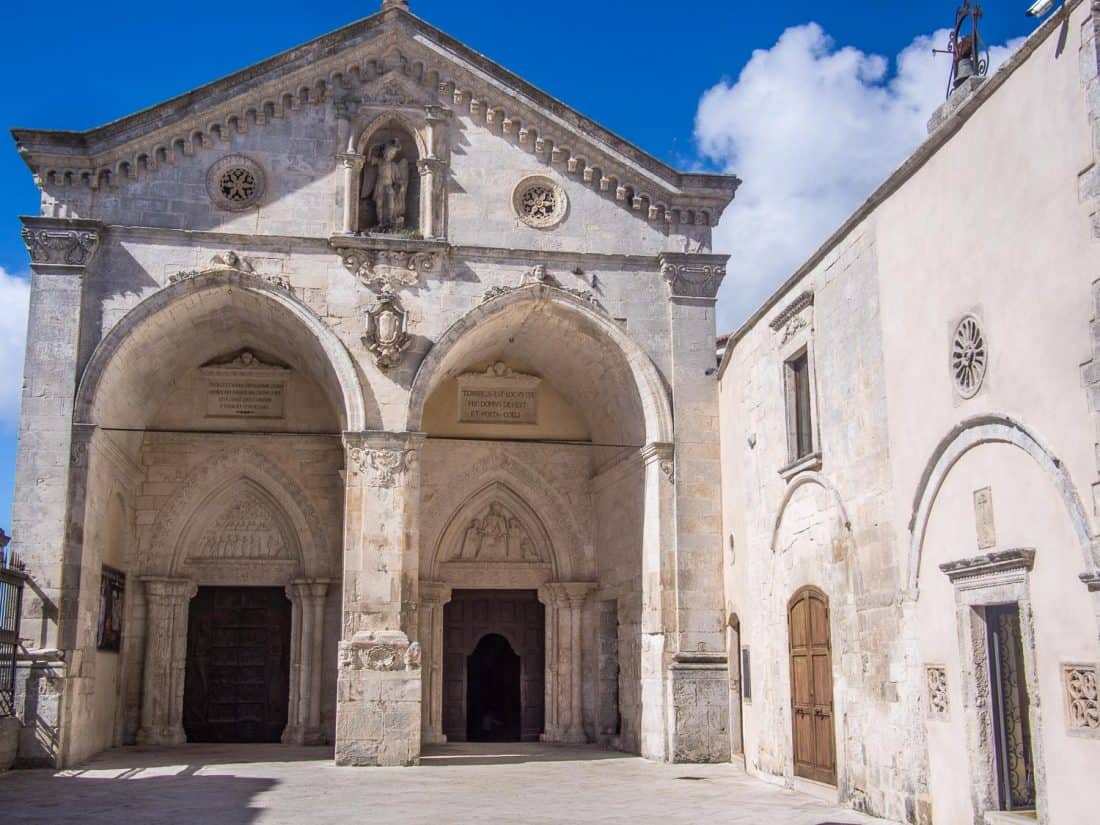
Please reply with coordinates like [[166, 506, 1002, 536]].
[[789, 586, 836, 784], [183, 587, 291, 743], [442, 590, 544, 742]]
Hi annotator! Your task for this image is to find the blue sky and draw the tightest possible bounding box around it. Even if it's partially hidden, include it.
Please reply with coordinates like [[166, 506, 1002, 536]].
[[0, 0, 1045, 530]]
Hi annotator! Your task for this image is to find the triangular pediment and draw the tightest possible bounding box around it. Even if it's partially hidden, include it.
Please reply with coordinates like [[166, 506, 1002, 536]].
[[13, 5, 738, 223]]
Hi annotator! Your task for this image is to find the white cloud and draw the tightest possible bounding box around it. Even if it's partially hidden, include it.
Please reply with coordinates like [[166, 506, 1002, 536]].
[[697, 24, 1025, 333], [0, 268, 31, 431]]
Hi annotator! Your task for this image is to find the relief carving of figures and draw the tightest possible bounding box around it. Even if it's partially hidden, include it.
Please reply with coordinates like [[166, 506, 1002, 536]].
[[362, 138, 410, 232], [454, 502, 541, 562]]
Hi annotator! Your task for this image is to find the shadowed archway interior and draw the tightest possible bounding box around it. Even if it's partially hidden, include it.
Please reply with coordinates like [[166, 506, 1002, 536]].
[[466, 634, 521, 742]]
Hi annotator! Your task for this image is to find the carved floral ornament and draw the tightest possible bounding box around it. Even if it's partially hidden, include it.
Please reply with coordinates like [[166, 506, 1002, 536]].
[[337, 246, 442, 293], [512, 175, 567, 229], [21, 223, 101, 267], [346, 444, 418, 487], [1063, 664, 1099, 734], [206, 154, 266, 211], [658, 253, 727, 299], [926, 665, 949, 718]]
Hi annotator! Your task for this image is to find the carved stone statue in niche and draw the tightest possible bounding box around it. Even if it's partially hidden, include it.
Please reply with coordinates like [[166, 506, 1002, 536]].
[[454, 502, 542, 562], [360, 132, 418, 234]]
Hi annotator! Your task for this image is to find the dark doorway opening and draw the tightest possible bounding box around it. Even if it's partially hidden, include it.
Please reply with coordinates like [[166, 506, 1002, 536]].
[[443, 589, 544, 742], [466, 633, 522, 741], [183, 586, 291, 743], [986, 604, 1036, 812]]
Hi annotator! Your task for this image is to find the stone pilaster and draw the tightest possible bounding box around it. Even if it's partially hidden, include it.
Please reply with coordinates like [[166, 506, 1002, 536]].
[[136, 577, 196, 746], [337, 153, 366, 234], [418, 580, 452, 744], [284, 579, 332, 745], [335, 432, 424, 766], [658, 252, 732, 763], [12, 217, 103, 767]]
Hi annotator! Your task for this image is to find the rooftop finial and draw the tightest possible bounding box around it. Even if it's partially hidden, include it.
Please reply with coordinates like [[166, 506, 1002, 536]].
[[382, 0, 409, 9]]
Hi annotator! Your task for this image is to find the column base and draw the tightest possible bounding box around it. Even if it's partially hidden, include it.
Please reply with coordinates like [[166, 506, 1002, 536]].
[[421, 730, 448, 745], [136, 726, 187, 746], [334, 635, 422, 767], [666, 657, 731, 763], [540, 727, 588, 745]]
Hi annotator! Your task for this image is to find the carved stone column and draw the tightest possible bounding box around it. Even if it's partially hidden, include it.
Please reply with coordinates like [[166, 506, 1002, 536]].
[[14, 217, 104, 766], [335, 432, 424, 766], [417, 157, 447, 241], [136, 577, 196, 746], [284, 579, 331, 745], [658, 252, 733, 764], [338, 153, 366, 234], [539, 582, 595, 744], [418, 580, 452, 744]]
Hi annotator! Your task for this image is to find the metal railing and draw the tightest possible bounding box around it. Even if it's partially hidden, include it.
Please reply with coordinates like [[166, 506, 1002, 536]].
[[0, 530, 25, 717]]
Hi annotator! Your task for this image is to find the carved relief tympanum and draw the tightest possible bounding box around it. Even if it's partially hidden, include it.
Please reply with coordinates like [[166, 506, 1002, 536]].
[[451, 501, 543, 562]]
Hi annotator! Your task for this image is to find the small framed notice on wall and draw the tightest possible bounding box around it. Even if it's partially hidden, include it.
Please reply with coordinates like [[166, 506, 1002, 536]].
[[97, 566, 125, 652]]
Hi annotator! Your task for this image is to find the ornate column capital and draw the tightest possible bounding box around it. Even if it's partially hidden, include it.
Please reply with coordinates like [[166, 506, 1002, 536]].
[[658, 252, 728, 301], [288, 578, 333, 600], [337, 152, 366, 172], [140, 576, 197, 602], [417, 157, 447, 176], [21, 217, 105, 270], [539, 581, 596, 608], [343, 431, 426, 488]]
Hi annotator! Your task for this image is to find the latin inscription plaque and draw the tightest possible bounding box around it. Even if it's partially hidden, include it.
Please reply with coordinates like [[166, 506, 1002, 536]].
[[457, 362, 540, 426], [201, 350, 289, 419]]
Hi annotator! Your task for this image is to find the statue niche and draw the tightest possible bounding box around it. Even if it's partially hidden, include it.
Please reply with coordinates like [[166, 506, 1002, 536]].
[[359, 125, 421, 235]]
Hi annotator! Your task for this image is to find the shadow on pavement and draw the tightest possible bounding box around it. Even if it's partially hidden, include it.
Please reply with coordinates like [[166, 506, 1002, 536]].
[[420, 742, 628, 766]]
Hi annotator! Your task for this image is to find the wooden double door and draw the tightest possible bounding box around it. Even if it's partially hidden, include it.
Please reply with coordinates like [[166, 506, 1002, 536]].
[[789, 586, 836, 785], [442, 589, 545, 742], [183, 586, 291, 743]]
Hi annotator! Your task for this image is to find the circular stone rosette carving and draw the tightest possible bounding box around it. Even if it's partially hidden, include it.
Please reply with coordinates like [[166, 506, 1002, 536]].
[[950, 314, 987, 399], [512, 175, 567, 228], [206, 154, 266, 211]]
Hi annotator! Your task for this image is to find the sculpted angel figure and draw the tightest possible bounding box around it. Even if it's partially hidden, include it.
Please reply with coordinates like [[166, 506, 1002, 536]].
[[363, 138, 410, 231]]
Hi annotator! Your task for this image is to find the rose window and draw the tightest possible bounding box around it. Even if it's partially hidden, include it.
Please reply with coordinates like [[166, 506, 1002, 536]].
[[513, 175, 567, 228], [951, 315, 987, 398], [207, 155, 266, 211]]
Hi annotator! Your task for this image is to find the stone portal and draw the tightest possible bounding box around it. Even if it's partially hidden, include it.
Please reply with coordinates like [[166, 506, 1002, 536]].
[[443, 590, 544, 742]]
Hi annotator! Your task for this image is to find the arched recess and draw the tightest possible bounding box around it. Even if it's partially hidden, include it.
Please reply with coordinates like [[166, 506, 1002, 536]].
[[143, 446, 331, 580], [428, 480, 559, 581], [406, 284, 674, 448], [74, 270, 370, 432], [770, 471, 852, 554], [907, 414, 1099, 594], [169, 478, 305, 585]]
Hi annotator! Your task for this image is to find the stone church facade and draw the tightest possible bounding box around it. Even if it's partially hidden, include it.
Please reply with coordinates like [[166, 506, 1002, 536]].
[[10, 0, 735, 772], [9, 0, 1100, 823]]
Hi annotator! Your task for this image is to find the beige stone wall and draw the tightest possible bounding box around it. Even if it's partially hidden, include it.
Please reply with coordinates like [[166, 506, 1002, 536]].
[[719, 2, 1100, 821]]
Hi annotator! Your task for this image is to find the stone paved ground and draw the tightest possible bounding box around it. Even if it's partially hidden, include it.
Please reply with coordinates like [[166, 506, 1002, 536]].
[[2, 743, 897, 825]]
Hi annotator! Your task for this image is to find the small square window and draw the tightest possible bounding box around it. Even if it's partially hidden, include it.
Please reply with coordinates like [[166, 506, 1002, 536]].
[[785, 351, 814, 462]]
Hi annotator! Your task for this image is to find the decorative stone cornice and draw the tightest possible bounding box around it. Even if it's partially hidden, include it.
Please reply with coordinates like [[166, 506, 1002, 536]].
[[659, 252, 728, 300], [14, 13, 737, 225], [331, 234, 448, 292], [20, 217, 104, 269], [940, 548, 1036, 584], [768, 290, 814, 331], [640, 442, 675, 484]]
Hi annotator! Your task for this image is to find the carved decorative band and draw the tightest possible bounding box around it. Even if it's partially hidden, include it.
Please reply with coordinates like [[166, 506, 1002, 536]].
[[339, 640, 421, 672], [21, 222, 102, 268], [939, 548, 1035, 583], [658, 253, 728, 299]]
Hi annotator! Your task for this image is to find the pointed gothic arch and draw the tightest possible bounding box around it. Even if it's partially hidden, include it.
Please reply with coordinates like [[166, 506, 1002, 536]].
[[429, 480, 558, 580]]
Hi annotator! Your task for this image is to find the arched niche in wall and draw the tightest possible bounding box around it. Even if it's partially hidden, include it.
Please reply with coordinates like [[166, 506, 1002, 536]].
[[356, 118, 422, 235]]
